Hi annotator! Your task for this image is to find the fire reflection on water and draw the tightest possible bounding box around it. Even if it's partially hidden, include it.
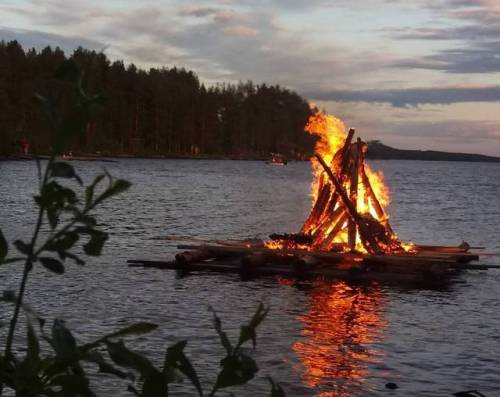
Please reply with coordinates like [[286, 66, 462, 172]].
[[291, 280, 387, 396]]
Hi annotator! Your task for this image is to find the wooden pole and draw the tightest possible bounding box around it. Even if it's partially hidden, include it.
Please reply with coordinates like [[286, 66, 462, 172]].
[[311, 206, 344, 243], [301, 182, 331, 233], [347, 139, 360, 251], [320, 212, 349, 250], [338, 128, 355, 167], [360, 166, 394, 235], [301, 128, 354, 235]]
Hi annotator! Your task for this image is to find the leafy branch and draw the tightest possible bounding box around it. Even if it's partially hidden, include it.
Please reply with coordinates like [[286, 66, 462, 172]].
[[0, 59, 285, 396]]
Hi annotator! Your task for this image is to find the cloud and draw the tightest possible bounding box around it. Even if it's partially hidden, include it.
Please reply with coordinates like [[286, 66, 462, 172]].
[[305, 86, 500, 107], [179, 6, 241, 23], [0, 27, 104, 53], [223, 25, 257, 37], [179, 6, 219, 18], [379, 120, 500, 142], [385, 0, 500, 73], [396, 41, 500, 73]]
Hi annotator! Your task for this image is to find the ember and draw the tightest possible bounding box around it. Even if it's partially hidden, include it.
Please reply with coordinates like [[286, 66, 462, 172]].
[[268, 111, 413, 255]]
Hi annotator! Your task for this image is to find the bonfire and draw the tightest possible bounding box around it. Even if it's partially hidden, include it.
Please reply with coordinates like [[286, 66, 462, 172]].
[[267, 112, 413, 255], [130, 111, 487, 282]]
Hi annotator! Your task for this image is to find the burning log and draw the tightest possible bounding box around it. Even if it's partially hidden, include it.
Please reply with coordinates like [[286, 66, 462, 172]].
[[269, 233, 313, 245], [315, 154, 383, 254], [301, 128, 355, 235], [360, 166, 394, 234], [319, 212, 348, 250], [310, 206, 345, 247], [347, 139, 361, 251]]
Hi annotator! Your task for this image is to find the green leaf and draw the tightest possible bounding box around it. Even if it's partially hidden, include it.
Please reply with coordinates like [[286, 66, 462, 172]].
[[26, 321, 40, 363], [52, 319, 77, 359], [83, 230, 108, 256], [38, 181, 78, 229], [78, 215, 97, 227], [39, 257, 65, 274], [141, 370, 167, 397], [106, 340, 155, 377], [51, 374, 95, 397], [213, 353, 258, 391], [98, 361, 130, 380], [164, 340, 202, 396], [2, 290, 16, 302], [61, 252, 85, 266], [85, 174, 105, 208], [81, 351, 131, 380], [80, 322, 158, 352], [14, 240, 31, 255], [268, 377, 286, 397], [210, 307, 232, 354], [236, 303, 269, 350], [95, 179, 131, 205], [0, 229, 7, 263], [50, 162, 83, 185], [46, 231, 79, 253], [47, 207, 59, 229], [54, 59, 80, 83], [111, 322, 158, 338]]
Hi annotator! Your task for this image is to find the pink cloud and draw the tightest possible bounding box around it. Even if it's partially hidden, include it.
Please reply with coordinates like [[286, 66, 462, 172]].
[[223, 25, 257, 38]]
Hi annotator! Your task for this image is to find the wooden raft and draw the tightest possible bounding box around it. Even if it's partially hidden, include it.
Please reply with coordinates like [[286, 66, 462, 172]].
[[128, 240, 489, 284]]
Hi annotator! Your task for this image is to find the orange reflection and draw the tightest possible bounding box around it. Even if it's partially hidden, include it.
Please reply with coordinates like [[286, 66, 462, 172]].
[[293, 280, 386, 396]]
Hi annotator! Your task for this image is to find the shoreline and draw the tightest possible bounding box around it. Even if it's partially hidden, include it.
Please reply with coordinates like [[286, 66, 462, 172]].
[[2, 153, 500, 163]]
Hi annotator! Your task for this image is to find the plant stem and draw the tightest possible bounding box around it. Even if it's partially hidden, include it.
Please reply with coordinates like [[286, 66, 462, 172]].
[[0, 156, 53, 395]]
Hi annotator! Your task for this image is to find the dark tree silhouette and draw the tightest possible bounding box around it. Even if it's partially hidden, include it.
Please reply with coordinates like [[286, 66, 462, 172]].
[[0, 41, 315, 158]]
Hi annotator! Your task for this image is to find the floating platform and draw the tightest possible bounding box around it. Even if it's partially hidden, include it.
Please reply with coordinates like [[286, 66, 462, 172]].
[[128, 242, 491, 285]]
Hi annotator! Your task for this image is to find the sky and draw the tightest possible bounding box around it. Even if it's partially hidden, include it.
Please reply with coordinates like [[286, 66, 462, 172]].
[[1, 0, 500, 156]]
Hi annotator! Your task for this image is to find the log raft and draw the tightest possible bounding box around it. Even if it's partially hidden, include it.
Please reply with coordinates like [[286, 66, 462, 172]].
[[128, 241, 491, 284]]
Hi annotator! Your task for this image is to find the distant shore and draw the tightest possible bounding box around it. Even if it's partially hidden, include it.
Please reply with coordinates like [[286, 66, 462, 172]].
[[2, 147, 500, 164]]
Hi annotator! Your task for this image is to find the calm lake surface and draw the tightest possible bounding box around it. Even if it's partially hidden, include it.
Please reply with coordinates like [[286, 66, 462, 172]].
[[1, 159, 499, 396]]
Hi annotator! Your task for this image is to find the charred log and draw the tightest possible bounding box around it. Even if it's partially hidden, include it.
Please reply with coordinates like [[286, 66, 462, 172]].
[[269, 233, 313, 245]]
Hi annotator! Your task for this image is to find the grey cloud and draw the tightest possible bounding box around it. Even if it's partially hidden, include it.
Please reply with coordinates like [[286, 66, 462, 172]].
[[305, 86, 500, 107], [0, 27, 104, 53], [3, 0, 105, 27], [380, 120, 500, 141], [391, 25, 500, 41], [179, 7, 219, 18], [396, 41, 500, 73], [385, 0, 500, 73]]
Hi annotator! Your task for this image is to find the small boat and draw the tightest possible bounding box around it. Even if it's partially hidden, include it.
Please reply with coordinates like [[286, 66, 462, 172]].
[[266, 153, 288, 165]]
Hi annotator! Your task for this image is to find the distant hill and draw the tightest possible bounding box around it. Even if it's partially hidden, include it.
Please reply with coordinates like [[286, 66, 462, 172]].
[[366, 141, 500, 163]]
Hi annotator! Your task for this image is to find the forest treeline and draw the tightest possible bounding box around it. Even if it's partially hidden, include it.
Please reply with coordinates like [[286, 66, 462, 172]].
[[0, 40, 315, 158]]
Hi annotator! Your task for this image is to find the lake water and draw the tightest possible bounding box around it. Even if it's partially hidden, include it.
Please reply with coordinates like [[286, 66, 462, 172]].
[[0, 159, 499, 396]]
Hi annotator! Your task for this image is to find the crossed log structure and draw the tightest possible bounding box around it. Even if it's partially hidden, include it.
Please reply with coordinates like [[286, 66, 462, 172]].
[[298, 129, 404, 255]]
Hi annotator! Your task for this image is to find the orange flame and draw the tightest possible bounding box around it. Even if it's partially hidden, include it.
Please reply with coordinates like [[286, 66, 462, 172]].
[[305, 113, 347, 202], [265, 110, 413, 254]]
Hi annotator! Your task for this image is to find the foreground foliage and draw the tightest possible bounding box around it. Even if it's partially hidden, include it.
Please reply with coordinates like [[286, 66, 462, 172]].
[[0, 59, 285, 396]]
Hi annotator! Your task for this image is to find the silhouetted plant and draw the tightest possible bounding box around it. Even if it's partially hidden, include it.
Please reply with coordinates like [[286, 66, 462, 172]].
[[0, 59, 285, 396]]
